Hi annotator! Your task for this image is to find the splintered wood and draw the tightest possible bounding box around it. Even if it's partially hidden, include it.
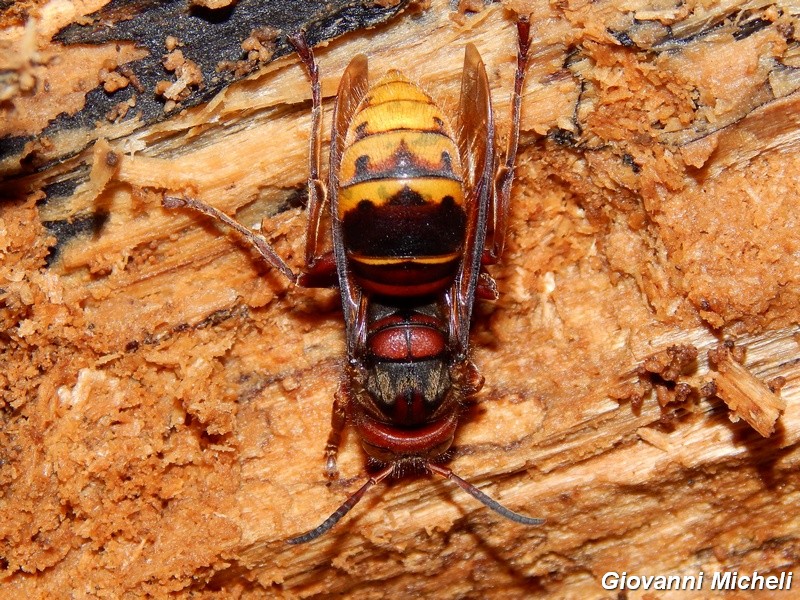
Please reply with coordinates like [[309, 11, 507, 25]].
[[710, 346, 787, 437], [2, 0, 800, 598]]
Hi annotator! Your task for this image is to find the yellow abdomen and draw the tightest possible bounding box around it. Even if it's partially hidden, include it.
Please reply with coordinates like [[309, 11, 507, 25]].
[[337, 72, 467, 297]]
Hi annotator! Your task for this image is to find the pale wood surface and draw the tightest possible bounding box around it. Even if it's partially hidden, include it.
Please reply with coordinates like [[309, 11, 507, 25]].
[[1, 1, 799, 598]]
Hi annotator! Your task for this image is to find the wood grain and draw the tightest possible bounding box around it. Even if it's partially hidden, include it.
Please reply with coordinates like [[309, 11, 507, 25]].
[[1, 0, 799, 597]]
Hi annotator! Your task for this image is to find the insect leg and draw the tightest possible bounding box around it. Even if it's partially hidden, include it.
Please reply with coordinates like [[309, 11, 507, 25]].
[[324, 383, 350, 478], [287, 32, 331, 276], [485, 17, 532, 264], [162, 194, 298, 283], [324, 298, 368, 477], [162, 33, 344, 288]]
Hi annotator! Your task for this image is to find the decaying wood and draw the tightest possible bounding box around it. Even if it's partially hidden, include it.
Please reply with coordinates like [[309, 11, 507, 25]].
[[0, 0, 411, 170], [1, 0, 799, 598], [709, 344, 786, 437]]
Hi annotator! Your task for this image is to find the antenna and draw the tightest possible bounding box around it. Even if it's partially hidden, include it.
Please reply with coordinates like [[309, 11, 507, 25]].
[[427, 463, 544, 525], [287, 464, 395, 545], [287, 462, 543, 544]]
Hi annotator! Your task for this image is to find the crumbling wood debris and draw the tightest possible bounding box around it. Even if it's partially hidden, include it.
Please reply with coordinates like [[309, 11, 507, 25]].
[[1, 0, 411, 174], [1, 0, 799, 597], [709, 343, 787, 437]]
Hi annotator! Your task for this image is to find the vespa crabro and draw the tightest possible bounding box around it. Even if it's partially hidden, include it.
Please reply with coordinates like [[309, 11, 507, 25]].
[[163, 17, 541, 544]]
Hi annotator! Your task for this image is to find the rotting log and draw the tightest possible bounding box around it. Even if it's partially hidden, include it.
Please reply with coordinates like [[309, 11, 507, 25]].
[[1, 0, 799, 598]]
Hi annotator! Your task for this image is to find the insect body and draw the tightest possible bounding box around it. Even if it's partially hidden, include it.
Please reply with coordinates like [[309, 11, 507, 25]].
[[163, 18, 540, 544]]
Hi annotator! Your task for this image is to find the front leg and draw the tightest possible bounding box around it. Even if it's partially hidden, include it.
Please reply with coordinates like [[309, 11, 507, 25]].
[[324, 381, 351, 478]]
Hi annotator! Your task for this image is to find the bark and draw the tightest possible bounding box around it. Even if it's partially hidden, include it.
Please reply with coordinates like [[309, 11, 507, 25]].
[[1, 0, 799, 598]]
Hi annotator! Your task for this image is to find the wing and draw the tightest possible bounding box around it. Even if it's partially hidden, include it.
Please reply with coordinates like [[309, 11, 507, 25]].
[[457, 43, 494, 194], [329, 54, 370, 358], [452, 43, 495, 356]]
